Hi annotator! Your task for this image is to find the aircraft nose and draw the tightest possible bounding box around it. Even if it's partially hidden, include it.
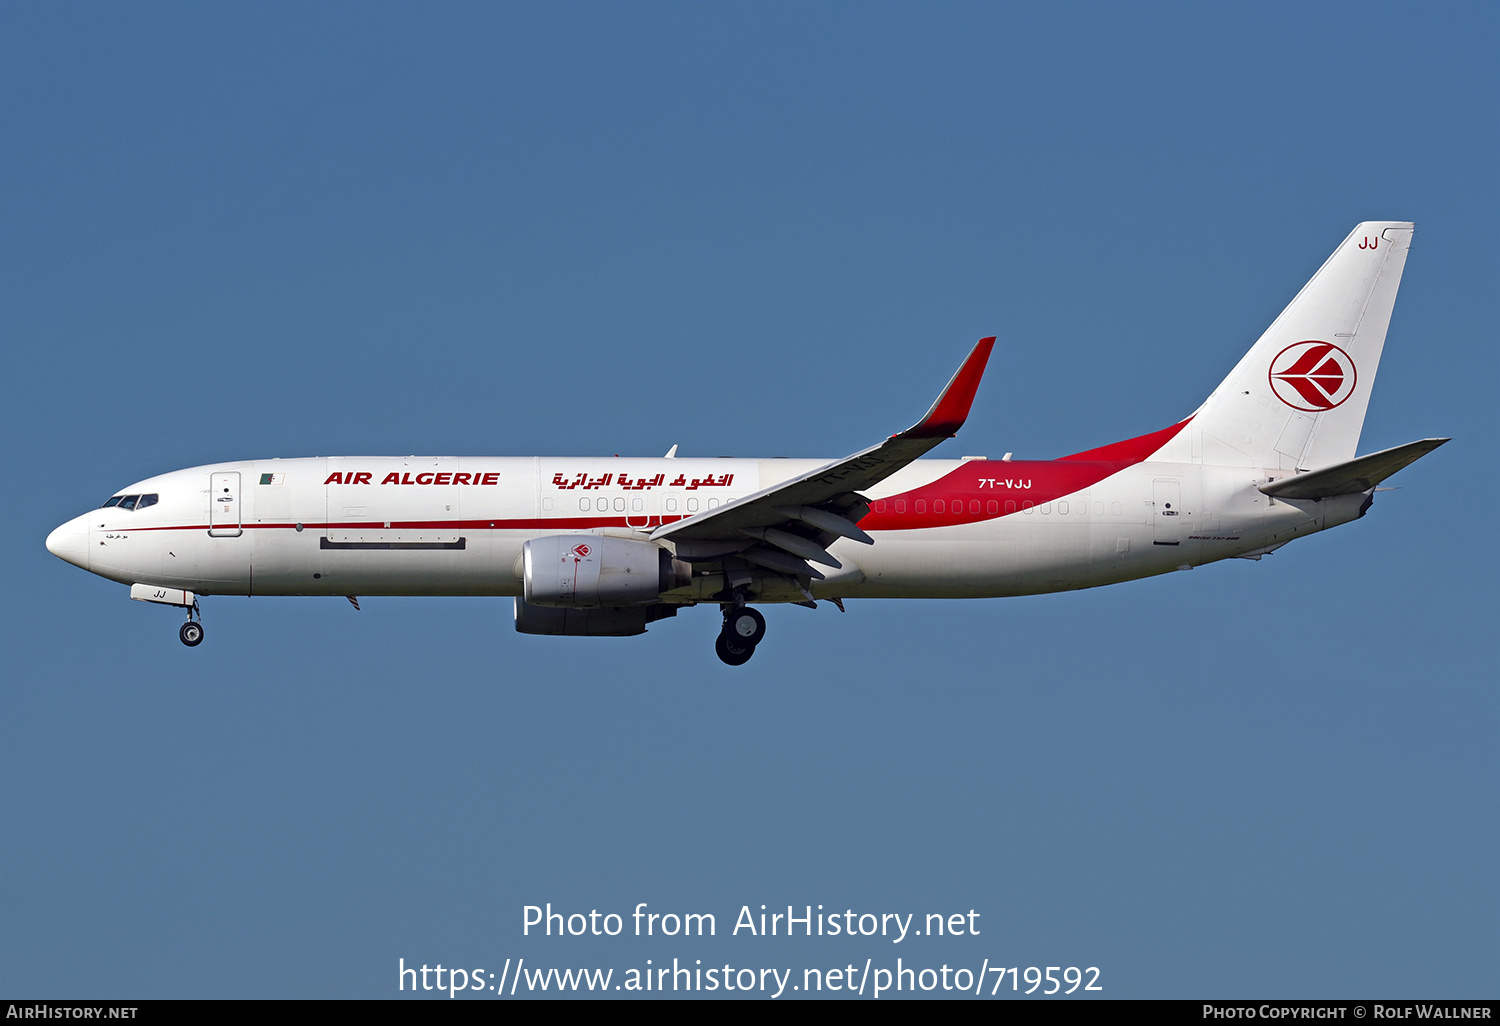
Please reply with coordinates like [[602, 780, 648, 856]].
[[46, 516, 90, 570]]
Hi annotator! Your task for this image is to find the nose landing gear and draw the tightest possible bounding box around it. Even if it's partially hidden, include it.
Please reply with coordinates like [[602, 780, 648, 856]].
[[179, 600, 204, 647], [715, 604, 765, 665]]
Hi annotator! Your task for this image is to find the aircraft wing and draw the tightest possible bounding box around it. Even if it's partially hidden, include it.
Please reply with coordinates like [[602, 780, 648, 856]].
[[650, 337, 994, 579]]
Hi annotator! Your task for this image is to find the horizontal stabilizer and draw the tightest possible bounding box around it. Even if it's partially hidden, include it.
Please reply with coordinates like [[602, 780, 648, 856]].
[[1259, 438, 1448, 500]]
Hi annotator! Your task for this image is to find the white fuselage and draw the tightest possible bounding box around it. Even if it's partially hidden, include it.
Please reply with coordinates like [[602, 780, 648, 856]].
[[41, 223, 1425, 662], [46, 452, 1367, 605]]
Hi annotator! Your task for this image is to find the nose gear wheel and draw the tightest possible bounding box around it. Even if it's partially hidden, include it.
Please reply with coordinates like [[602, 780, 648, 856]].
[[178, 599, 204, 647]]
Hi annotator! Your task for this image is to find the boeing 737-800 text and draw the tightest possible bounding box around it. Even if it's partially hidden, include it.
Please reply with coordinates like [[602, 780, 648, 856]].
[[46, 222, 1446, 664]]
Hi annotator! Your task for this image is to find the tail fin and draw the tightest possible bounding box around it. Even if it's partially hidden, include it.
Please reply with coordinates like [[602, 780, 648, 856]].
[[1155, 222, 1414, 470]]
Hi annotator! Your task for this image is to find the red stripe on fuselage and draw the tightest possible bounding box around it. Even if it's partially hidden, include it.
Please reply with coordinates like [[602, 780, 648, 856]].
[[106, 516, 675, 534], [860, 419, 1191, 531], [111, 420, 1191, 538], [1055, 419, 1191, 462]]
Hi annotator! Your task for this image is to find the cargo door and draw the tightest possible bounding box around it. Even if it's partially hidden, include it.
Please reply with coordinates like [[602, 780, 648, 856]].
[[325, 457, 463, 549]]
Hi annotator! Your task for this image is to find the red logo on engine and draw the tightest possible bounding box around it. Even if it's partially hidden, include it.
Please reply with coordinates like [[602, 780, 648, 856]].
[[572, 543, 592, 558], [1268, 341, 1357, 412]]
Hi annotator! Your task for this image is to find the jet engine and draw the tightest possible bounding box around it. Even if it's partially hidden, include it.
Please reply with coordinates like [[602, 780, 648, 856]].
[[522, 535, 691, 608], [513, 599, 678, 637]]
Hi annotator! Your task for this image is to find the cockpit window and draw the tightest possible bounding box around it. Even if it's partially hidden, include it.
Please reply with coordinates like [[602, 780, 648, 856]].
[[100, 493, 156, 510]]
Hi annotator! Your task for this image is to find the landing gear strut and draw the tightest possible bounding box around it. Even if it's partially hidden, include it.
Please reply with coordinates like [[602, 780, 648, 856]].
[[715, 604, 765, 665], [179, 600, 204, 647]]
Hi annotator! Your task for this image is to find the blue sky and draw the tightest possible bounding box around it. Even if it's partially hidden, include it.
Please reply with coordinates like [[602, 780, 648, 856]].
[[3, 1, 1496, 999]]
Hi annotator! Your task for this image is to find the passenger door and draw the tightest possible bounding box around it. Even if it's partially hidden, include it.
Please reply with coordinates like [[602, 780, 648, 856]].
[[1152, 478, 1181, 546], [208, 472, 243, 537]]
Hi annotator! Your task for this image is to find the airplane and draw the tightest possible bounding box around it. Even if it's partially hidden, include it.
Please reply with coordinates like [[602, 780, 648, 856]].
[[46, 221, 1446, 665]]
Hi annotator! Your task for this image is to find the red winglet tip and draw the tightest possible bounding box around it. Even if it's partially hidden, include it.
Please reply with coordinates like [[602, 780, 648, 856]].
[[905, 337, 995, 439]]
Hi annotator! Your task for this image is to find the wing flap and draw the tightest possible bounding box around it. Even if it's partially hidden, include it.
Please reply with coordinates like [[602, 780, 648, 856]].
[[775, 505, 875, 544], [742, 544, 825, 580], [742, 527, 843, 568]]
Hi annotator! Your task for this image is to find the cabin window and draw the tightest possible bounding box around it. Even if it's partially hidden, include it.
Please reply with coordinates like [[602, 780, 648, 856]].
[[1005, 500, 1016, 514], [934, 499, 945, 514], [915, 500, 926, 514], [687, 498, 699, 513], [707, 498, 719, 510], [895, 499, 906, 513], [1093, 502, 1104, 516], [1022, 501, 1034, 513], [613, 497, 625, 512], [631, 497, 643, 512], [579, 497, 591, 511], [1058, 500, 1069, 515], [665, 497, 677, 513], [1111, 502, 1122, 516], [969, 499, 980, 514], [987, 500, 998, 514], [874, 499, 887, 513], [541, 497, 554, 511]]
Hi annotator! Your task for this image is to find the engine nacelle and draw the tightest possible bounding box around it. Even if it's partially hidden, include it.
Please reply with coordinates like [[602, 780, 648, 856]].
[[522, 535, 690, 608], [513, 599, 678, 637]]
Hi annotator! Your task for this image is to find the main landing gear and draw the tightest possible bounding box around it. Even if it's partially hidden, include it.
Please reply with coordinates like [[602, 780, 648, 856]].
[[179, 600, 204, 647], [715, 604, 766, 666]]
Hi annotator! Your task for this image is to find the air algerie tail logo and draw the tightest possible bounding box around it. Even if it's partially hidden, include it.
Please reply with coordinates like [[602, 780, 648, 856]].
[[1269, 341, 1358, 412]]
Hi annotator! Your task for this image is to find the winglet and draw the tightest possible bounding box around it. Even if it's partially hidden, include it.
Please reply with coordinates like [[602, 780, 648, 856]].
[[901, 337, 995, 439]]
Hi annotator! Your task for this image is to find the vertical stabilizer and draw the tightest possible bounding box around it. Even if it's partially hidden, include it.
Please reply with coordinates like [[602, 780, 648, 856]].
[[1154, 222, 1414, 470]]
